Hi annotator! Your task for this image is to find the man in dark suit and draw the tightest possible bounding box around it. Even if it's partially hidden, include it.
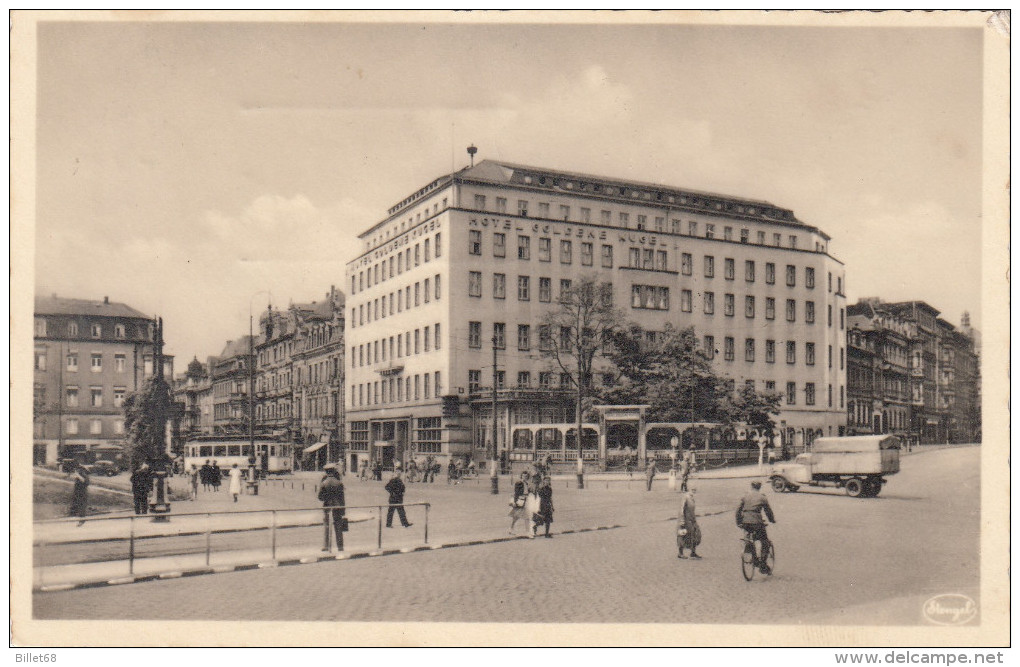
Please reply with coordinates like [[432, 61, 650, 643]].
[[130, 463, 152, 515], [318, 464, 346, 551], [736, 480, 777, 574], [384, 471, 413, 528]]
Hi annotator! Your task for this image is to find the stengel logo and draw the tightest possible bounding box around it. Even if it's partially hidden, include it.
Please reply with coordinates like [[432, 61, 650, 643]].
[[923, 594, 977, 625]]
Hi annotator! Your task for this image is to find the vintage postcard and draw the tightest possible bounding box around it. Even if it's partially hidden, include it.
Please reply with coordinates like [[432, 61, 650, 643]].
[[10, 9, 1010, 650]]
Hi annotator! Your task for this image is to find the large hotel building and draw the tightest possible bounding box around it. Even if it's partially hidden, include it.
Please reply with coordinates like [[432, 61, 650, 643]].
[[344, 159, 847, 469]]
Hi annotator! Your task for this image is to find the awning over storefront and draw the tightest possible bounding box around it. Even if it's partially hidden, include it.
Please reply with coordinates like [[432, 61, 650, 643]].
[[302, 440, 328, 456]]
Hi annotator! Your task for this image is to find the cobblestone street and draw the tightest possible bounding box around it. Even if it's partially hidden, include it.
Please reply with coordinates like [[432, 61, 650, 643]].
[[33, 447, 980, 627]]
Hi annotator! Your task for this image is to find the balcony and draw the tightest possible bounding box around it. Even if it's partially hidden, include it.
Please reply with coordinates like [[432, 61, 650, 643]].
[[467, 387, 572, 403], [375, 364, 404, 377]]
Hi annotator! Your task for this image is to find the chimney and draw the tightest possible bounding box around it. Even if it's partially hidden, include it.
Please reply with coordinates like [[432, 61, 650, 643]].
[[103, 296, 109, 304]]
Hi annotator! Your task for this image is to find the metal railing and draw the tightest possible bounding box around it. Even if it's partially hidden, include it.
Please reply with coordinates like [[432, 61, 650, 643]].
[[34, 502, 430, 579]]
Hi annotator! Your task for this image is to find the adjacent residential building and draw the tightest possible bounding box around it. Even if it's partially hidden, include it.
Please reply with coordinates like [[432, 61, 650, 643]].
[[211, 336, 256, 435], [344, 159, 849, 468], [33, 294, 173, 465], [174, 356, 216, 440], [846, 300, 913, 439]]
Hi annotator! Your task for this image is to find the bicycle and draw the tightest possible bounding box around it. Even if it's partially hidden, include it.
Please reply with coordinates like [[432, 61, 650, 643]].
[[740, 529, 775, 581]]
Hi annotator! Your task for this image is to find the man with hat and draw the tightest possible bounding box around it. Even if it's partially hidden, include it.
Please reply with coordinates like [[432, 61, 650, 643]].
[[318, 463, 346, 551], [384, 470, 413, 528], [736, 480, 776, 574]]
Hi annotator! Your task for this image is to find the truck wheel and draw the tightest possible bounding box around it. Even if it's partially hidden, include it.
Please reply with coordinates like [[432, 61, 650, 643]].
[[771, 477, 787, 492], [865, 479, 882, 497], [845, 478, 865, 498]]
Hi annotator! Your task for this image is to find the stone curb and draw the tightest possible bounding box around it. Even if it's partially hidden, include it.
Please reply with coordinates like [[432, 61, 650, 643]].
[[34, 523, 628, 594]]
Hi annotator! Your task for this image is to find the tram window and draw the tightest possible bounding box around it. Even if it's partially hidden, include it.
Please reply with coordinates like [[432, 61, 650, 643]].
[[200, 446, 212, 457], [242, 445, 252, 456], [280, 445, 290, 457], [228, 445, 240, 456], [270, 445, 276, 456], [214, 445, 226, 456]]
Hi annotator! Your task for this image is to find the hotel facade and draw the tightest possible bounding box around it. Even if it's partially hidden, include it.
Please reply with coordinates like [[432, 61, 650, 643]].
[[344, 160, 847, 468]]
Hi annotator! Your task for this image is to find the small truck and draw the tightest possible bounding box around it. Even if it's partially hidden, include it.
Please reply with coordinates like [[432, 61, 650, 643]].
[[769, 435, 901, 498]]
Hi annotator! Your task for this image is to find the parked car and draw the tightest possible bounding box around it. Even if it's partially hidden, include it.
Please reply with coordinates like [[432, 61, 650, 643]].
[[83, 460, 120, 477]]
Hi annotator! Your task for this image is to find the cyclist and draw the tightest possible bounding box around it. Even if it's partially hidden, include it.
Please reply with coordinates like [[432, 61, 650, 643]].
[[736, 480, 776, 575]]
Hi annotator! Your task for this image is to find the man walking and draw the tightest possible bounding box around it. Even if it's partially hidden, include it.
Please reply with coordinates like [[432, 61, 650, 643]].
[[318, 463, 346, 552], [676, 486, 701, 559], [384, 470, 413, 528], [645, 459, 657, 491], [130, 462, 152, 515], [736, 480, 777, 574]]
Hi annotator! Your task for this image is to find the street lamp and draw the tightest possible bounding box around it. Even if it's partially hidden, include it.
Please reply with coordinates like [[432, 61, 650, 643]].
[[249, 291, 271, 489]]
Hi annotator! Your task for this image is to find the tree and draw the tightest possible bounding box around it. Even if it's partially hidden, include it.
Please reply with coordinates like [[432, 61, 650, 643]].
[[539, 276, 623, 458], [123, 375, 174, 469], [600, 323, 781, 435]]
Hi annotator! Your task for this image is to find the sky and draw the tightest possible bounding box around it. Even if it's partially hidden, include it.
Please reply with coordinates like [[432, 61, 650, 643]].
[[32, 16, 986, 366]]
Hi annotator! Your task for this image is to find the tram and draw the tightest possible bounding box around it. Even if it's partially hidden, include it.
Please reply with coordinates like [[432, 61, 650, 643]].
[[182, 436, 293, 475]]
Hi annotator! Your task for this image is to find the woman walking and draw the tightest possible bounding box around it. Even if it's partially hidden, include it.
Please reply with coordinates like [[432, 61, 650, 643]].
[[533, 475, 555, 538], [228, 463, 243, 502], [508, 472, 529, 534]]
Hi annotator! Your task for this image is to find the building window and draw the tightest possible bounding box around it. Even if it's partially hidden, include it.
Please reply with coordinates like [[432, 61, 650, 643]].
[[840, 308, 845, 330], [435, 233, 442, 258], [703, 292, 715, 315], [469, 230, 482, 255], [518, 200, 529, 217], [539, 277, 552, 302], [65, 386, 79, 407], [629, 248, 641, 268], [414, 245, 421, 267], [786, 299, 796, 322], [805, 383, 816, 405], [516, 371, 531, 388], [424, 239, 431, 262], [559, 205, 570, 221], [757, 231, 766, 245], [724, 337, 735, 361], [786, 341, 796, 364], [90, 418, 102, 435], [681, 289, 692, 312], [34, 350, 46, 371], [581, 242, 594, 266], [581, 208, 591, 223], [789, 235, 798, 249], [518, 235, 531, 260], [655, 250, 667, 271], [631, 285, 670, 311], [740, 229, 749, 244], [724, 226, 733, 241], [493, 273, 506, 299], [474, 194, 487, 210], [435, 275, 441, 300], [518, 325, 531, 351], [68, 321, 78, 337], [538, 237, 551, 262], [424, 325, 431, 352], [705, 224, 715, 239], [806, 342, 816, 366], [35, 318, 47, 337], [688, 221, 697, 236], [538, 202, 550, 217], [91, 353, 102, 372], [681, 253, 692, 275], [745, 296, 755, 318], [724, 293, 735, 316], [468, 370, 481, 393], [786, 382, 796, 405], [559, 279, 572, 301], [114, 387, 126, 407], [744, 260, 755, 282], [559, 326, 572, 352], [89, 323, 101, 338], [786, 265, 796, 287], [468, 322, 481, 348], [828, 305, 833, 327], [745, 338, 755, 362], [91, 386, 103, 407], [495, 197, 507, 213], [773, 233, 782, 247], [601, 245, 613, 268], [560, 240, 572, 264], [66, 418, 79, 435], [493, 233, 506, 257], [636, 214, 647, 230], [703, 335, 715, 359], [829, 344, 833, 368], [517, 276, 530, 301], [493, 323, 505, 349], [840, 346, 845, 370], [539, 372, 553, 389], [600, 210, 611, 224], [806, 267, 815, 289], [805, 301, 815, 324], [469, 271, 482, 297], [765, 262, 775, 284], [642, 249, 654, 270], [620, 212, 629, 228], [765, 339, 775, 363], [724, 258, 735, 280], [114, 324, 125, 339], [539, 325, 553, 351], [704, 256, 714, 278]]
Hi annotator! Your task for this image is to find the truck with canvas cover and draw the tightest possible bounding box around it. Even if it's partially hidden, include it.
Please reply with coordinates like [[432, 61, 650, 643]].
[[769, 435, 900, 497]]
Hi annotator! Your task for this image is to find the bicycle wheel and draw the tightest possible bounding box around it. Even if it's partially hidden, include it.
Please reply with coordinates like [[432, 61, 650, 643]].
[[741, 540, 756, 581]]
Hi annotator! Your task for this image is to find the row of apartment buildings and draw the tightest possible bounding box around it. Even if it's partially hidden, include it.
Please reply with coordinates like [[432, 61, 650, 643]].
[[172, 287, 345, 469], [32, 159, 981, 470], [846, 300, 981, 444]]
